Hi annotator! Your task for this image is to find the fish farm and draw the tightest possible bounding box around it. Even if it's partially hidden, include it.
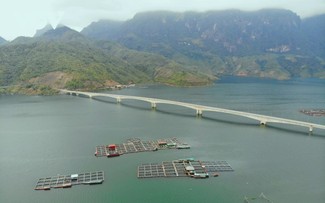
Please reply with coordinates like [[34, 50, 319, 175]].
[[95, 137, 190, 157], [300, 109, 325, 116], [34, 171, 104, 191], [137, 158, 234, 179]]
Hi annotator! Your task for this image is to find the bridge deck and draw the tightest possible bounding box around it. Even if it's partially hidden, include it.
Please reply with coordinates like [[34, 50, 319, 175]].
[[60, 89, 325, 133]]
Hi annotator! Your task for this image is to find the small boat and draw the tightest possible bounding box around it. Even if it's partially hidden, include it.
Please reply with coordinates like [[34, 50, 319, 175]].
[[35, 187, 49, 191], [42, 186, 51, 190], [213, 172, 220, 177], [107, 152, 120, 157], [176, 144, 190, 149], [193, 173, 209, 179], [62, 183, 72, 188], [178, 158, 195, 162], [83, 180, 104, 185]]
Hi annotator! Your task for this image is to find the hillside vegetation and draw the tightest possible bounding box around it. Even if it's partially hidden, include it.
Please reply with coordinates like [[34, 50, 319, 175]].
[[0, 27, 213, 95]]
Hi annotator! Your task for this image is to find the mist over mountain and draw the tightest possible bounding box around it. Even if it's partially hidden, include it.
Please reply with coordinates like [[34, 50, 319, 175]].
[[301, 14, 325, 58], [34, 24, 54, 37], [82, 9, 304, 55], [0, 36, 7, 45], [82, 9, 325, 79], [81, 20, 123, 41]]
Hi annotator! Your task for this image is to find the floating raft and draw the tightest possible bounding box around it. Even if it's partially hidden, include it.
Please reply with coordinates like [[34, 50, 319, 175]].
[[300, 109, 325, 117], [244, 193, 273, 203], [34, 171, 104, 191], [138, 159, 233, 179], [95, 137, 190, 157]]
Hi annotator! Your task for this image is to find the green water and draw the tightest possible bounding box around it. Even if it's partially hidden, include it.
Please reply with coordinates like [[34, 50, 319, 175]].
[[1, 78, 324, 203]]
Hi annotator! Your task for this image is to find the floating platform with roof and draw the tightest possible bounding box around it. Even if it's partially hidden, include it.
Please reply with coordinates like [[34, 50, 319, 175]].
[[34, 171, 104, 191], [137, 158, 233, 179], [95, 137, 190, 158]]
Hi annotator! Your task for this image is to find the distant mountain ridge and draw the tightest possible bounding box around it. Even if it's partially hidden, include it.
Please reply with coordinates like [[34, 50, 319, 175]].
[[82, 9, 303, 56], [82, 9, 325, 79]]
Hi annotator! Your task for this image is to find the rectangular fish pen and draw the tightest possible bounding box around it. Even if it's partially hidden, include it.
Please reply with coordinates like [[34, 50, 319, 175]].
[[34, 171, 104, 190], [95, 137, 190, 157], [138, 159, 233, 179]]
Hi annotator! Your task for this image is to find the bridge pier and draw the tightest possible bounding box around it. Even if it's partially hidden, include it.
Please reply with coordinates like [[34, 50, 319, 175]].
[[117, 97, 121, 103], [260, 120, 267, 126], [151, 102, 156, 109], [196, 109, 203, 117], [309, 126, 313, 135]]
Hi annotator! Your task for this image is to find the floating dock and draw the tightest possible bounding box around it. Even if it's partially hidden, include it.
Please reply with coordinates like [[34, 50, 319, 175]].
[[138, 159, 233, 179], [95, 138, 190, 157], [300, 109, 325, 117], [34, 171, 104, 190]]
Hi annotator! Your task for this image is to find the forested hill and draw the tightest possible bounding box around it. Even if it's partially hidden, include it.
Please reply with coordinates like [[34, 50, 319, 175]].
[[82, 9, 325, 79], [0, 26, 213, 95]]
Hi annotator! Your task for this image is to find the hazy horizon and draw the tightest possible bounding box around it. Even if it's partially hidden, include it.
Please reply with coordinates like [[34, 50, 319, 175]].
[[1, 0, 325, 41]]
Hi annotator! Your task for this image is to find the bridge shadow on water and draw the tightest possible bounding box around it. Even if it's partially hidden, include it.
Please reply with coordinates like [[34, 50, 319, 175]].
[[201, 115, 258, 127], [203, 115, 324, 138], [91, 97, 119, 105], [264, 125, 324, 138], [92, 97, 159, 112]]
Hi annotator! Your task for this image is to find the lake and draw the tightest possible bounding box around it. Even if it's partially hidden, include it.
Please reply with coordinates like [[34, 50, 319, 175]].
[[0, 77, 324, 202]]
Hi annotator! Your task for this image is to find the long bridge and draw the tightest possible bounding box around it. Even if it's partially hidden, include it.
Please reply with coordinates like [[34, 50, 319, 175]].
[[60, 89, 325, 134]]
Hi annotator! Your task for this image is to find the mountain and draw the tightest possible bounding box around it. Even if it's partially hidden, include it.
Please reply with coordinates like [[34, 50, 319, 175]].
[[82, 9, 302, 56], [0, 26, 212, 95], [82, 9, 325, 79], [301, 14, 325, 58], [0, 36, 7, 45], [34, 24, 54, 37], [81, 20, 123, 40]]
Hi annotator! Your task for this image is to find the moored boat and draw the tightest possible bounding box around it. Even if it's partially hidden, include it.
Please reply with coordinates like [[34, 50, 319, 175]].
[[193, 173, 209, 179], [213, 172, 220, 177], [83, 179, 104, 185], [107, 152, 120, 157], [176, 144, 191, 149], [62, 183, 72, 188]]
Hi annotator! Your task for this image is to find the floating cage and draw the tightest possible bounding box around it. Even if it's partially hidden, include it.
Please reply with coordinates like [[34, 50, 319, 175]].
[[244, 193, 273, 203]]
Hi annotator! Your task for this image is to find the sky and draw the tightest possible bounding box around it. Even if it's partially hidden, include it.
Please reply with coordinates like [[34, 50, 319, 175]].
[[1, 0, 324, 41]]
